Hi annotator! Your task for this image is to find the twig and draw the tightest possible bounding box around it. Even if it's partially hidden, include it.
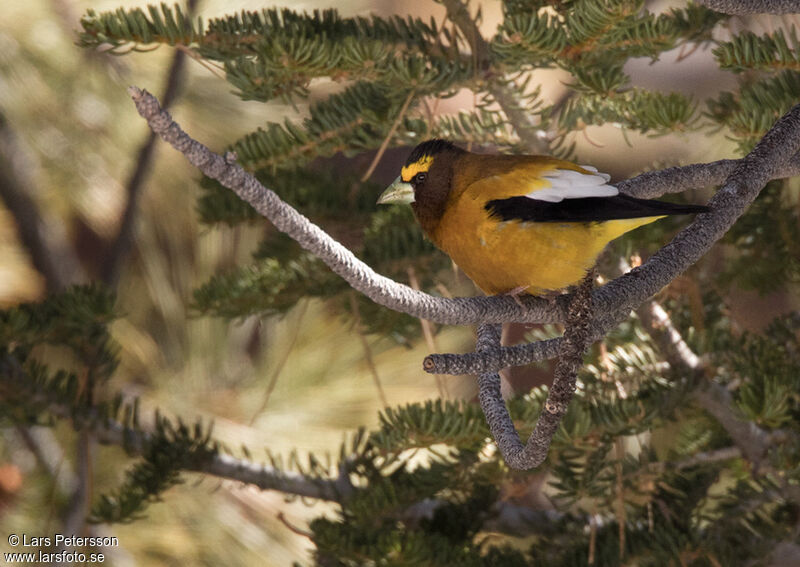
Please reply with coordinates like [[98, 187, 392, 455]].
[[102, 0, 198, 286], [249, 300, 309, 424], [14, 427, 127, 563], [175, 44, 226, 79], [15, 426, 76, 494], [360, 89, 416, 183], [583, 128, 605, 148], [475, 272, 594, 470], [615, 439, 626, 560], [60, 431, 92, 555], [639, 301, 704, 373], [624, 255, 705, 375], [440, 0, 550, 154], [349, 292, 389, 408], [277, 511, 313, 538], [675, 42, 701, 62], [588, 507, 598, 565], [126, 88, 800, 372], [407, 266, 448, 399]]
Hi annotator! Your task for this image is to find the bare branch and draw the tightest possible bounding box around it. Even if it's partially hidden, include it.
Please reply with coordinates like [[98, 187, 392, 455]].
[[475, 272, 594, 470], [249, 300, 309, 423], [408, 266, 448, 399], [0, 353, 350, 502], [425, 306, 630, 375], [618, 156, 800, 200], [692, 384, 780, 465], [672, 446, 742, 470], [0, 114, 83, 291], [629, 273, 791, 467], [88, 414, 351, 502], [360, 89, 416, 183]]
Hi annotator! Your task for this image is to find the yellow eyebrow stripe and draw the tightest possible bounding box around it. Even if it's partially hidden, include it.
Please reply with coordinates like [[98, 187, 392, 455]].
[[400, 155, 434, 182]]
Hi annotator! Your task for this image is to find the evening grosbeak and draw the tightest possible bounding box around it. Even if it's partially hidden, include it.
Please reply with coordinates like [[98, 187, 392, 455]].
[[377, 139, 708, 297]]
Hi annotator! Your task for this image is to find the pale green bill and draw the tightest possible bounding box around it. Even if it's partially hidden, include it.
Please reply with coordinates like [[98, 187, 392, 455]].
[[377, 176, 415, 205]]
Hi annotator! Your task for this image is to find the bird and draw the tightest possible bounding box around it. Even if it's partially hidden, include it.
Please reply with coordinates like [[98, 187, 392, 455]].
[[377, 139, 709, 298]]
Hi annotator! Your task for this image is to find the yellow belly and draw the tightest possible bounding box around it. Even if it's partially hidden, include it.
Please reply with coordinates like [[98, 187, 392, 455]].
[[432, 203, 661, 296]]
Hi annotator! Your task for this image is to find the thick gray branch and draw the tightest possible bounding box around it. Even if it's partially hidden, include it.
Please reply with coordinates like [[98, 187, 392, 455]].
[[476, 273, 593, 470], [617, 157, 800, 199], [597, 104, 800, 317], [425, 306, 630, 374], [698, 0, 800, 13]]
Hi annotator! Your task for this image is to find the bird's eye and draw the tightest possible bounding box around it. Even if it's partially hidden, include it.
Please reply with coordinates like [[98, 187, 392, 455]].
[[414, 172, 427, 185]]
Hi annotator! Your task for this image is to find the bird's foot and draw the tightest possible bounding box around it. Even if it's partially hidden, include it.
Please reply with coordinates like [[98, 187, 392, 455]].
[[504, 285, 531, 309], [541, 290, 563, 307]]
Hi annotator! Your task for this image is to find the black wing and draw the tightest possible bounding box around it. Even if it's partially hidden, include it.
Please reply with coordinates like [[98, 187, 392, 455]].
[[485, 194, 709, 223]]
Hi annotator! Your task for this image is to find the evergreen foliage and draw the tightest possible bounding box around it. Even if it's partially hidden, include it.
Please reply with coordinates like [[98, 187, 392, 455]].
[[717, 181, 800, 291], [89, 415, 217, 523], [76, 0, 797, 332], [0, 0, 792, 564], [3, 291, 800, 562], [0, 286, 119, 419]]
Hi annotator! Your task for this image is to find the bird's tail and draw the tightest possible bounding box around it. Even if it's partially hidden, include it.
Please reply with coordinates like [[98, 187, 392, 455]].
[[615, 194, 710, 217]]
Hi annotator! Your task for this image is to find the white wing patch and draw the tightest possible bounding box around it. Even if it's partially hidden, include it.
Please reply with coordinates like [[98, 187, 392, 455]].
[[527, 167, 617, 203]]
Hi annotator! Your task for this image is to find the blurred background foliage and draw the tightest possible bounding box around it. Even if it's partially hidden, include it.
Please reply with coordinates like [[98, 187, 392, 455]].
[[0, 0, 799, 565]]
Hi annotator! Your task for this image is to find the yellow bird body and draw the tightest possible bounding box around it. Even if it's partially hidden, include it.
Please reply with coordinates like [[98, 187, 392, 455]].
[[378, 140, 707, 297], [432, 155, 658, 294]]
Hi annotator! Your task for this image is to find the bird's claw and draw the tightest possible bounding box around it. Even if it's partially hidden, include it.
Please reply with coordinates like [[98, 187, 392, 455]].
[[504, 286, 530, 309]]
